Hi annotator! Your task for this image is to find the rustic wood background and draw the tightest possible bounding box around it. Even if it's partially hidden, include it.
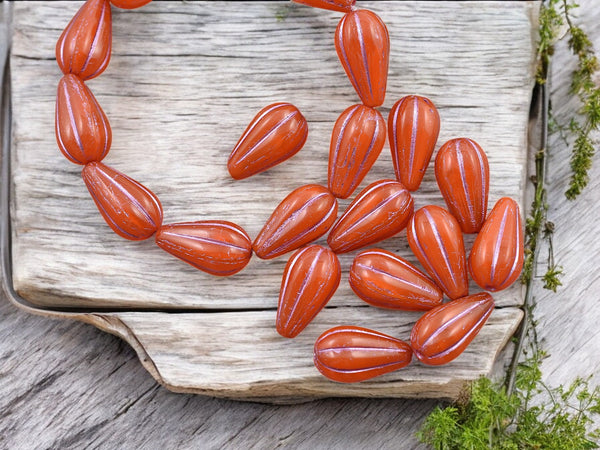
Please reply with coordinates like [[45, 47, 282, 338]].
[[1, 0, 599, 447], [4, 0, 536, 401], [11, 1, 533, 310]]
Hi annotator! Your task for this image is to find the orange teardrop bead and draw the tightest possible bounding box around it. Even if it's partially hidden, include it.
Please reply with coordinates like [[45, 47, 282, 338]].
[[314, 326, 412, 383], [227, 103, 308, 180], [277, 245, 341, 338], [435, 138, 489, 233], [328, 105, 386, 199], [253, 185, 338, 259], [82, 162, 163, 240], [468, 197, 524, 291], [335, 10, 390, 107], [155, 221, 252, 277], [407, 205, 468, 300], [56, 0, 112, 80], [349, 249, 443, 311], [55, 75, 111, 165], [388, 95, 440, 191], [110, 0, 152, 9], [327, 180, 413, 254], [292, 0, 355, 13], [410, 292, 495, 365]]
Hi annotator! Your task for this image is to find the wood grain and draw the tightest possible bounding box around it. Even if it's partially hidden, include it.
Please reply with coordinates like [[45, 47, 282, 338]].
[[4, 0, 600, 447], [83, 307, 522, 401], [533, 5, 600, 392], [5, 0, 537, 401], [10, 1, 537, 310]]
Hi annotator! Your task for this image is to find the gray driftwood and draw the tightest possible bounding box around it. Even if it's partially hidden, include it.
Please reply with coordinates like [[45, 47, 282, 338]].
[[6, 1, 538, 401], [3, 1, 600, 448]]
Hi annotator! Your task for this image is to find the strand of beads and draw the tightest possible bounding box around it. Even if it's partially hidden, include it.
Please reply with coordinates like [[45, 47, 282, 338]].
[[55, 0, 253, 276], [235, 2, 396, 340], [54, 0, 525, 386], [276, 1, 523, 382]]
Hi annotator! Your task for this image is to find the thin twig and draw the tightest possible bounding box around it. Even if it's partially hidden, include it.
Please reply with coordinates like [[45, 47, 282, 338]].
[[505, 68, 550, 397]]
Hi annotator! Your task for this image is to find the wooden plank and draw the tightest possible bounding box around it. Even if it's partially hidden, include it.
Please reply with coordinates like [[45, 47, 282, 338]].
[[10, 1, 537, 310], [83, 307, 523, 401], [0, 302, 440, 450], [6, 0, 537, 400], [3, 0, 600, 446]]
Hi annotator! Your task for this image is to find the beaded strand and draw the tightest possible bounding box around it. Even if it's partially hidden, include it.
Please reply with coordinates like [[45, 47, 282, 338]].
[[54, 0, 524, 384]]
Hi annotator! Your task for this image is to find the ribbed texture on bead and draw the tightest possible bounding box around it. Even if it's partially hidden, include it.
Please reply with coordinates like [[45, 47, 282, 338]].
[[314, 326, 412, 383], [228, 103, 308, 180], [277, 245, 341, 338], [82, 162, 163, 240], [335, 10, 389, 107], [410, 292, 494, 365], [56, 0, 112, 80], [328, 180, 413, 253], [407, 205, 468, 300], [328, 105, 386, 199], [349, 248, 443, 311], [156, 221, 253, 276], [388, 95, 440, 191], [253, 185, 338, 259], [435, 138, 489, 233], [55, 74, 111, 164], [469, 198, 524, 291]]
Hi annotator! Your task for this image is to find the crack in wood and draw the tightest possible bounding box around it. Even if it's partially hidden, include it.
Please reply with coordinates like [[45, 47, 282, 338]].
[[0, 370, 66, 421]]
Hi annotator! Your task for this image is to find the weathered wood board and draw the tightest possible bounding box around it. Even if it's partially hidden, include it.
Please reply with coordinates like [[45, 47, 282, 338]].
[[81, 307, 522, 401], [6, 0, 538, 400]]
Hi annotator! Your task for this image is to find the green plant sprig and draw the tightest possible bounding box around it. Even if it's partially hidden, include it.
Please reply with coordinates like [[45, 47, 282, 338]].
[[417, 301, 600, 449], [523, 0, 565, 291], [536, 0, 564, 85], [417, 1, 600, 447], [537, 0, 599, 200], [560, 0, 600, 199]]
